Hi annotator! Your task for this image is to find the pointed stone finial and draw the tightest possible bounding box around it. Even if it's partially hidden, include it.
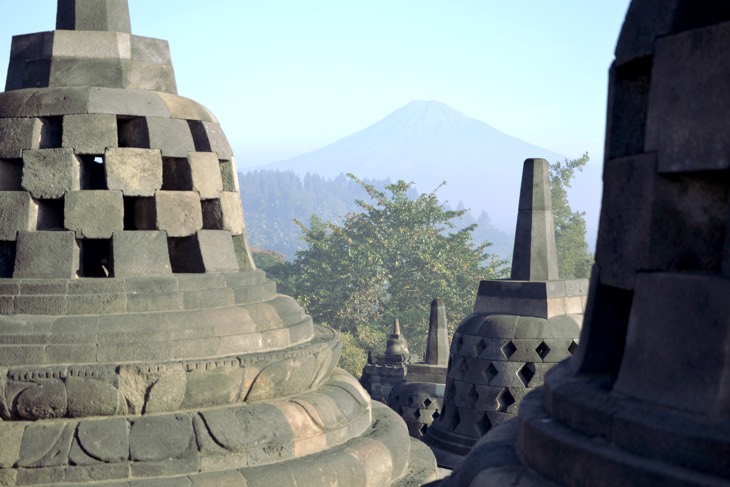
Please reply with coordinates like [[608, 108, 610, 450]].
[[510, 158, 559, 281], [385, 319, 410, 356], [425, 298, 449, 365], [56, 0, 132, 33]]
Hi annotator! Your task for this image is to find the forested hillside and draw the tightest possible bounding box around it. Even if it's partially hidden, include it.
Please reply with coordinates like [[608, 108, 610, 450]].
[[238, 169, 513, 261]]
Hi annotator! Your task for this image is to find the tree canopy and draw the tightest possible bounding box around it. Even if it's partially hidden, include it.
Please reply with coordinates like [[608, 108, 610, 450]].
[[261, 175, 508, 374], [549, 154, 593, 279]]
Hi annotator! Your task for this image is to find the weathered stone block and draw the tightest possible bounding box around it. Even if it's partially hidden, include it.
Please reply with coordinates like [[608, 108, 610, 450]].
[[614, 272, 730, 415], [87, 87, 171, 118], [0, 118, 42, 158], [65, 376, 120, 417], [131, 35, 172, 65], [231, 234, 255, 271], [135, 191, 202, 237], [111, 230, 171, 277], [62, 113, 118, 154], [51, 30, 131, 60], [14, 231, 79, 279], [129, 414, 194, 462], [647, 22, 730, 172], [16, 381, 67, 420], [64, 190, 123, 238], [0, 192, 38, 240], [122, 59, 177, 94], [105, 147, 162, 196], [219, 159, 238, 192], [197, 231, 239, 273], [48, 57, 126, 89], [188, 152, 223, 199], [22, 148, 81, 199], [56, 0, 132, 33], [120, 117, 195, 157]]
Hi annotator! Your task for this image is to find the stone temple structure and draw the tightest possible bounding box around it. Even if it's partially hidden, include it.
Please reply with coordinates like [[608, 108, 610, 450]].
[[437, 1, 730, 486], [0, 1, 436, 485], [424, 158, 586, 468], [361, 299, 450, 439]]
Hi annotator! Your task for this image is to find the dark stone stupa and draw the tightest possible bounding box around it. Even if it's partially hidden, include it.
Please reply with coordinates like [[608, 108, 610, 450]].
[[438, 1, 730, 485], [0, 2, 437, 485]]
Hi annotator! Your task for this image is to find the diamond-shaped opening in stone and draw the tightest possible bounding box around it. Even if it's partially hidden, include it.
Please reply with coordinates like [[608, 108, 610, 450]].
[[418, 423, 428, 437], [459, 357, 469, 376], [79, 238, 112, 278], [501, 341, 517, 359], [466, 384, 479, 407], [496, 389, 516, 413], [454, 334, 464, 354], [475, 413, 492, 436], [80, 155, 107, 190], [517, 362, 536, 387], [413, 408, 421, 420], [36, 197, 64, 230], [0, 241, 16, 278], [423, 397, 432, 408], [483, 362, 498, 384], [450, 408, 461, 430], [431, 409, 440, 420], [535, 341, 550, 360], [474, 338, 487, 357], [568, 340, 579, 355]]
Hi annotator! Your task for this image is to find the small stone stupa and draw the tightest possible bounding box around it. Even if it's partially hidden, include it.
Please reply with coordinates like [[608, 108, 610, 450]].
[[439, 2, 730, 486], [0, 2, 436, 485], [423, 158, 587, 468], [361, 299, 451, 439]]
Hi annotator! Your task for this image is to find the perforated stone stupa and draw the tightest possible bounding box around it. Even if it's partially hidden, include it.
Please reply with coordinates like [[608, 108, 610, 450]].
[[0, 1, 436, 485], [438, 2, 730, 486], [424, 158, 586, 468]]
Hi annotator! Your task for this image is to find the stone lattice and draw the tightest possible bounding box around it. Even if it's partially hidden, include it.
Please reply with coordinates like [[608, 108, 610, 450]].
[[0, 2, 437, 485], [423, 159, 586, 468]]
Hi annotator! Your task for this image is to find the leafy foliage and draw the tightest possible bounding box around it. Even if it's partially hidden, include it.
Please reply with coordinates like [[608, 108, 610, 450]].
[[549, 153, 594, 278], [260, 175, 508, 374]]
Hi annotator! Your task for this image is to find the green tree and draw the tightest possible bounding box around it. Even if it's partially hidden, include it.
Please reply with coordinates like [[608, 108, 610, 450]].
[[550, 153, 594, 278], [265, 174, 508, 375]]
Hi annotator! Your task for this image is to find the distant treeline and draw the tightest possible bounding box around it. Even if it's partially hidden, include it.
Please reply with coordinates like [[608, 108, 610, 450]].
[[238, 169, 513, 261]]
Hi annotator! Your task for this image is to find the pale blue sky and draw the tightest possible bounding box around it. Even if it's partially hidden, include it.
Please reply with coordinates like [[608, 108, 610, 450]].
[[0, 1, 631, 169]]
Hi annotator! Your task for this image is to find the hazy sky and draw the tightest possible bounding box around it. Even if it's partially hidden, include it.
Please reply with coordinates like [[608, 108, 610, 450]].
[[0, 1, 631, 170]]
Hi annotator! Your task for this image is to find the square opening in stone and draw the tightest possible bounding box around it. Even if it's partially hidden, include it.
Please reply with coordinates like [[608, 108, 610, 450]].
[[79, 238, 112, 278], [123, 196, 143, 230], [162, 157, 193, 191], [117, 116, 149, 148], [201, 199, 224, 230], [168, 235, 204, 273], [36, 197, 64, 230], [0, 158, 23, 190], [0, 240, 16, 278], [80, 155, 107, 190], [39, 117, 62, 149], [220, 160, 237, 192]]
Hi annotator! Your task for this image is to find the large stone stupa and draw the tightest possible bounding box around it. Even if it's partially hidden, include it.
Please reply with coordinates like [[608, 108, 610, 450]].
[[0, 1, 436, 485]]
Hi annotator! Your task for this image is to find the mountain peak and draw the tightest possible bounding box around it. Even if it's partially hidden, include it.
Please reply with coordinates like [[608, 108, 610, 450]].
[[247, 100, 565, 231]]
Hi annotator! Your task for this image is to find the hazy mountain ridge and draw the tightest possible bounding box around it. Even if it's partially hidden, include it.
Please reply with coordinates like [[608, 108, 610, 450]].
[[245, 100, 602, 248]]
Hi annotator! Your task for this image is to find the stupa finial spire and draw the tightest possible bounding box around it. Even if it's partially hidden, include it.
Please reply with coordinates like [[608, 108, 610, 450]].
[[56, 0, 132, 33], [510, 158, 559, 281]]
